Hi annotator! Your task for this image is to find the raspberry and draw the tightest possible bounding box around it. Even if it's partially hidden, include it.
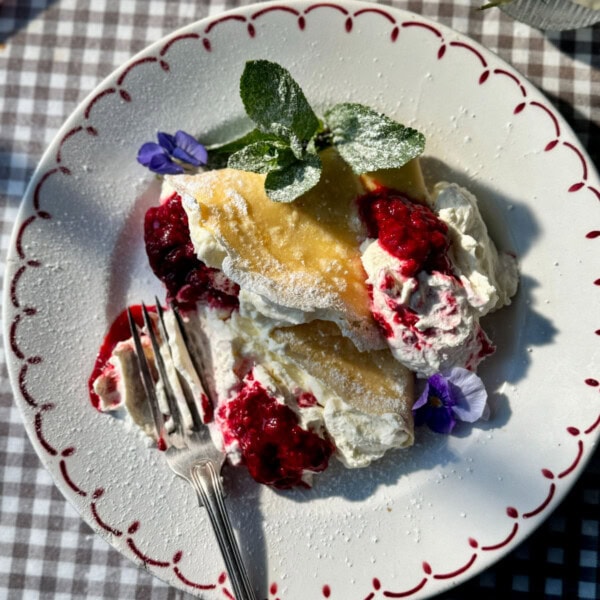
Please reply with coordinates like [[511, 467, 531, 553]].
[[359, 190, 452, 277], [144, 192, 239, 311]]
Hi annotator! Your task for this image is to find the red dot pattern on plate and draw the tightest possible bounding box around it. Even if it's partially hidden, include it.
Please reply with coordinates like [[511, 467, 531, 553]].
[[7, 3, 600, 599]]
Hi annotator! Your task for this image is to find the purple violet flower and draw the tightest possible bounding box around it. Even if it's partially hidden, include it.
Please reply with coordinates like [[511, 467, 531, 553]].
[[137, 130, 208, 175], [413, 367, 488, 434]]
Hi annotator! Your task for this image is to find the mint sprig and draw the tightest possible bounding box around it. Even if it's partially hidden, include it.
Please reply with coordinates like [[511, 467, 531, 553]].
[[264, 152, 322, 203], [210, 60, 425, 203]]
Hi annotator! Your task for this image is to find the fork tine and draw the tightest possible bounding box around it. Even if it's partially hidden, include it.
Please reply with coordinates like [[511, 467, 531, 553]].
[[169, 302, 197, 370], [141, 302, 184, 433], [154, 300, 203, 431], [127, 307, 167, 449], [167, 300, 214, 426], [169, 301, 213, 402]]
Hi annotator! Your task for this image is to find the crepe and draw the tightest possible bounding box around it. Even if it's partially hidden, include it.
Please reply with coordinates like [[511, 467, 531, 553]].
[[270, 319, 415, 447], [168, 147, 428, 351]]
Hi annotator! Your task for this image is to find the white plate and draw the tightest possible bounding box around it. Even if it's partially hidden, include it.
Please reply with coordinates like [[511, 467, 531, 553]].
[[4, 2, 600, 598]]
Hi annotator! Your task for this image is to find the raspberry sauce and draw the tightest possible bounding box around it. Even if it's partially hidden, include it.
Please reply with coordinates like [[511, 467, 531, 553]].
[[144, 192, 239, 311], [220, 379, 334, 489], [358, 188, 452, 278], [88, 305, 150, 409]]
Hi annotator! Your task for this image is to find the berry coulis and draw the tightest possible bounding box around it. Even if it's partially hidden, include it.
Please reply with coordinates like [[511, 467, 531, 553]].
[[144, 192, 239, 312], [220, 379, 334, 489], [143, 193, 334, 487], [87, 304, 150, 410], [359, 187, 458, 337], [358, 188, 452, 278], [89, 192, 239, 411]]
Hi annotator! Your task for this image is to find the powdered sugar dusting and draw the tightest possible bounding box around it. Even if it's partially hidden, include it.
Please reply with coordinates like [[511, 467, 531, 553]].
[[169, 157, 386, 351]]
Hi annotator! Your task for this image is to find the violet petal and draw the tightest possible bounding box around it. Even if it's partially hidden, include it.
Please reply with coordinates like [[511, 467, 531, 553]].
[[148, 152, 184, 175], [157, 131, 176, 153], [427, 404, 456, 434], [412, 375, 456, 432], [137, 142, 164, 167], [427, 372, 455, 408], [413, 381, 430, 411], [171, 146, 200, 166], [446, 367, 488, 423], [174, 130, 208, 165]]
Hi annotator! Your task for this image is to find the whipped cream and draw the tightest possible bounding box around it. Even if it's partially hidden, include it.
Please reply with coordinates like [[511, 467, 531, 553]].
[[435, 183, 518, 316], [361, 182, 518, 377]]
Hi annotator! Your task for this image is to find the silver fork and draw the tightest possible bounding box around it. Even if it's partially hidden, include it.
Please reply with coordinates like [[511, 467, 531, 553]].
[[127, 301, 256, 600]]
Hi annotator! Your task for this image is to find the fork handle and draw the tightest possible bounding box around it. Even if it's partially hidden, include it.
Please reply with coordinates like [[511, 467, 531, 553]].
[[190, 461, 257, 600]]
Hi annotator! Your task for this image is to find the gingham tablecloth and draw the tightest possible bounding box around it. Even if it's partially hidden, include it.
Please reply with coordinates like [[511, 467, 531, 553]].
[[0, 1, 598, 598]]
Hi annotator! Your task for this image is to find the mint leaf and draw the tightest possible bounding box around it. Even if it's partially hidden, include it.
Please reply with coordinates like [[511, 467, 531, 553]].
[[227, 140, 322, 203], [324, 103, 425, 173], [264, 152, 322, 203], [220, 60, 325, 203], [227, 139, 292, 174], [207, 129, 286, 169], [240, 60, 320, 151]]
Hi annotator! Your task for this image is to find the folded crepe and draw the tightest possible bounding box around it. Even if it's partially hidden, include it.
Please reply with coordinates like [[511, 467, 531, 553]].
[[270, 319, 415, 450], [167, 147, 428, 352]]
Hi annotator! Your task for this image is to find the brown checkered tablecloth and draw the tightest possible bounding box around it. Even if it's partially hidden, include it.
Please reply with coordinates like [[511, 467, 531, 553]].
[[1, 1, 598, 598]]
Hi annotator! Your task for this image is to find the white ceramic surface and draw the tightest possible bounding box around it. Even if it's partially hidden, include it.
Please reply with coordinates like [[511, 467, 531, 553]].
[[4, 2, 600, 598]]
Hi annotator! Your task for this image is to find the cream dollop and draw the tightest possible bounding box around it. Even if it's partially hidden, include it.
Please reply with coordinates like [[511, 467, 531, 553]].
[[361, 182, 518, 377]]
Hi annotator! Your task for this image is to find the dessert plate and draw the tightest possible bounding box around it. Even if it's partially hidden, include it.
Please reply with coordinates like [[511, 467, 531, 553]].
[[4, 2, 599, 598]]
